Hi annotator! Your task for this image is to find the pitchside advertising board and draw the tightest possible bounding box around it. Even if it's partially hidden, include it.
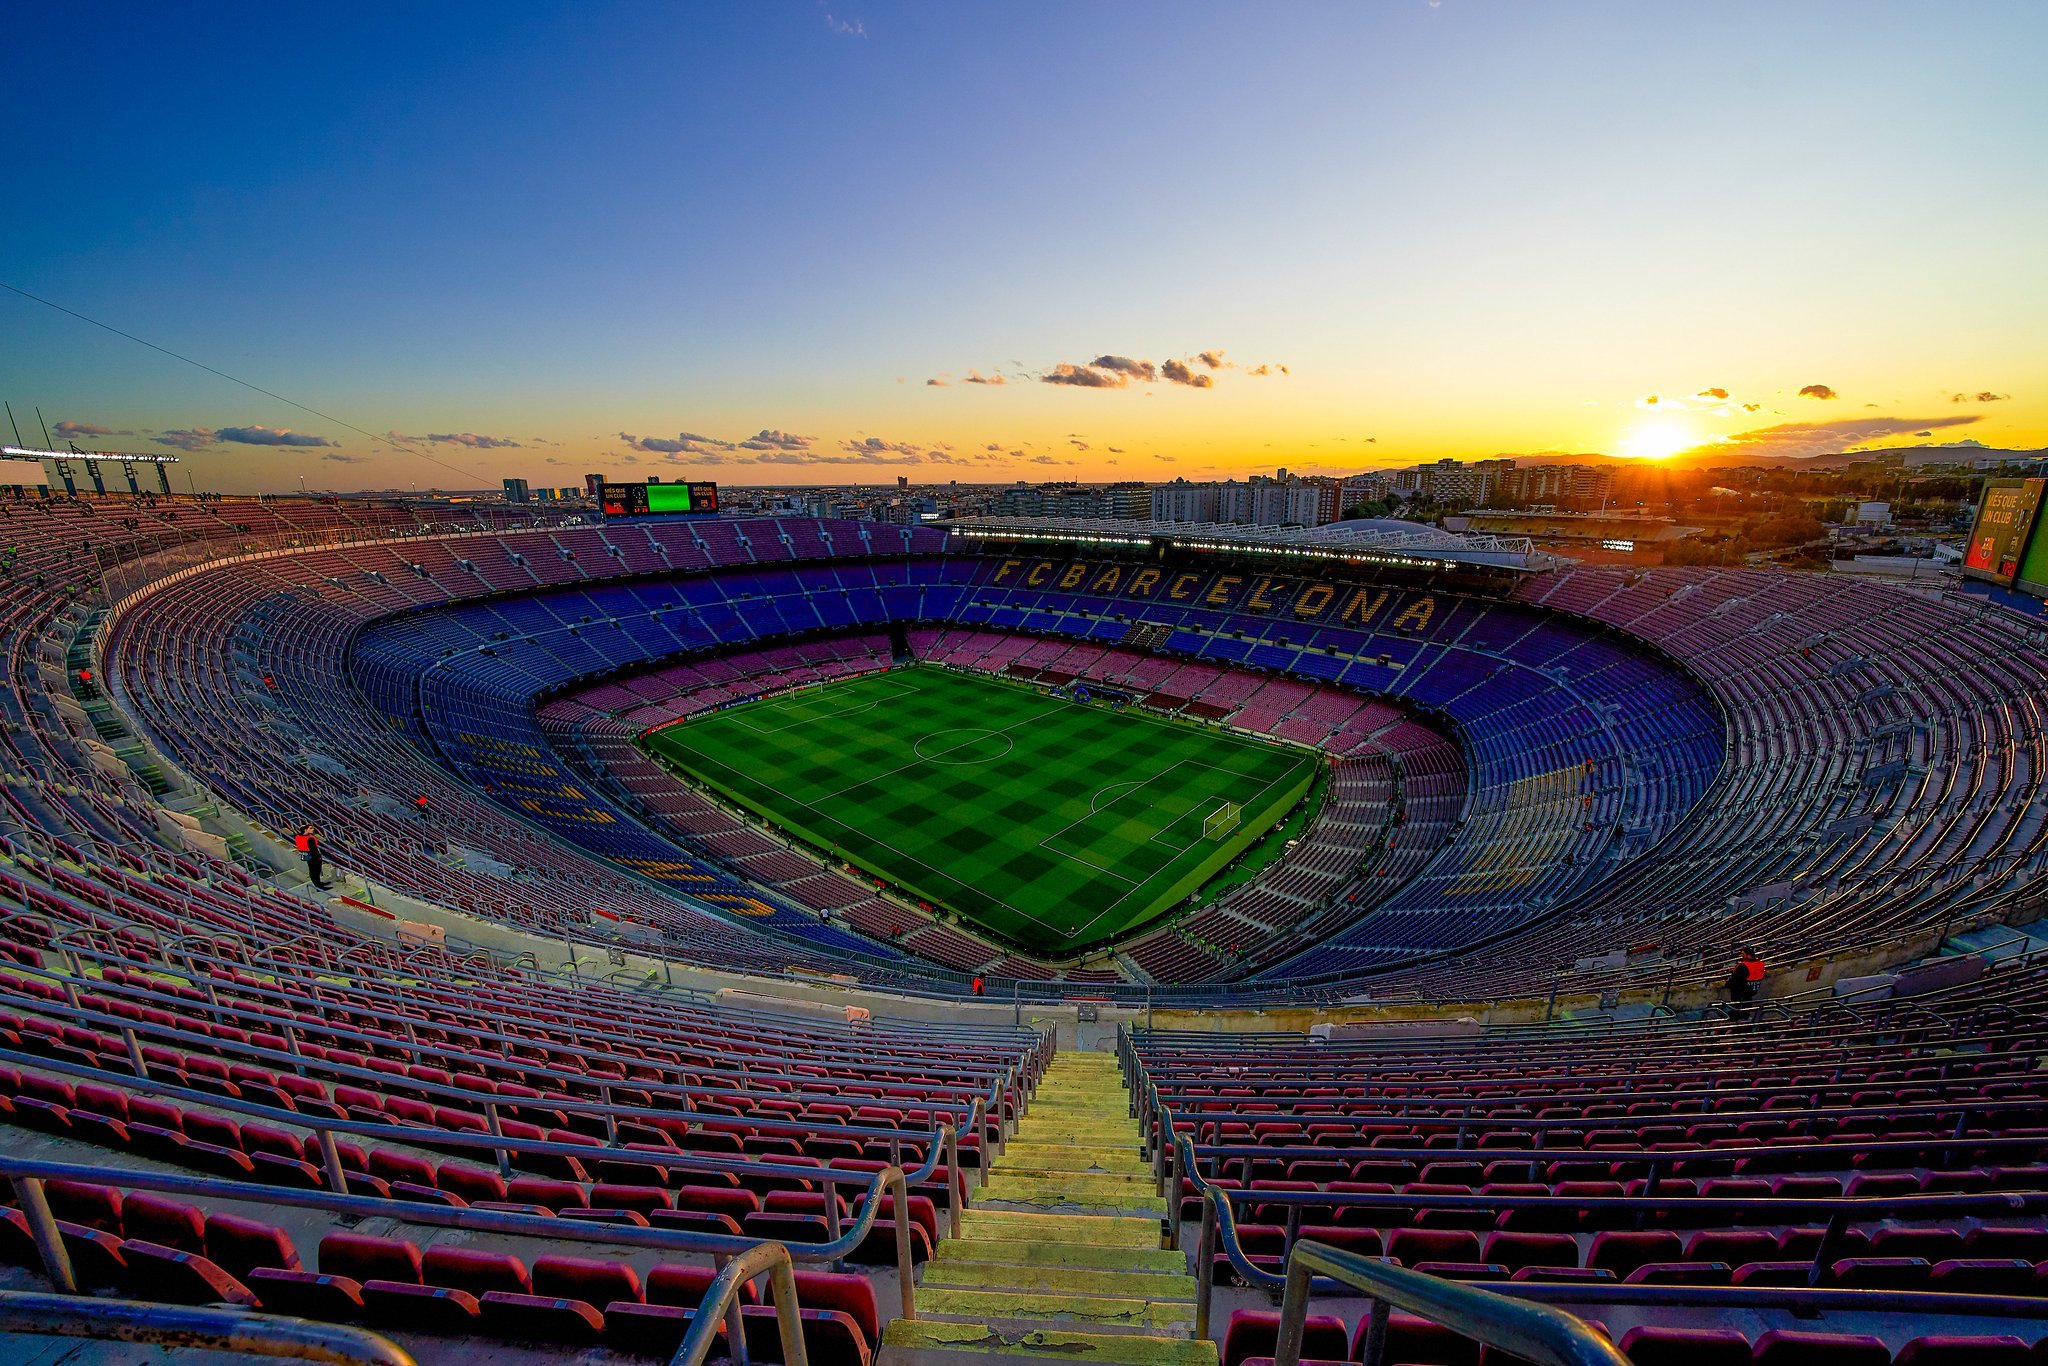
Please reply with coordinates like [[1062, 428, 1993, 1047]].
[[1962, 478, 2045, 589], [599, 481, 719, 518]]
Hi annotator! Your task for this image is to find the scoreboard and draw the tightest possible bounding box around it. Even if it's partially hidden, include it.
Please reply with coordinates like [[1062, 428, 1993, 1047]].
[[600, 481, 719, 518], [1962, 478, 2044, 588]]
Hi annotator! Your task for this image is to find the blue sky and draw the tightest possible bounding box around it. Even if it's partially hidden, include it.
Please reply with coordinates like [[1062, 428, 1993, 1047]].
[[5, 2, 2044, 490]]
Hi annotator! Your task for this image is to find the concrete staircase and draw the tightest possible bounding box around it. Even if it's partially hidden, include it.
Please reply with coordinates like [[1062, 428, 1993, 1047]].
[[880, 1051, 1215, 1365]]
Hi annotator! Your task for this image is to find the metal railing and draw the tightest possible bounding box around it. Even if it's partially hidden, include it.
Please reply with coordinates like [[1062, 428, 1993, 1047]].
[[0, 1042, 970, 1274], [670, 1238, 808, 1366], [0, 1291, 415, 1365], [1269, 1239, 1627, 1366], [0, 1151, 908, 1358]]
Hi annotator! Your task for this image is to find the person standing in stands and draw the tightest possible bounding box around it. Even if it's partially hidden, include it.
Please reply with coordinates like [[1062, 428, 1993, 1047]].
[[1725, 946, 1763, 1015], [295, 824, 330, 890], [971, 975, 985, 996]]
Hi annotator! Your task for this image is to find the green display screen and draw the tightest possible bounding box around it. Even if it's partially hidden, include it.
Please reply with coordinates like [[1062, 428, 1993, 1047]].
[[646, 484, 694, 513]]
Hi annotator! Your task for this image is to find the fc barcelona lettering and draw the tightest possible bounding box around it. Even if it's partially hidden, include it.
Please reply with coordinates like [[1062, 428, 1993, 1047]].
[[982, 558, 1441, 634]]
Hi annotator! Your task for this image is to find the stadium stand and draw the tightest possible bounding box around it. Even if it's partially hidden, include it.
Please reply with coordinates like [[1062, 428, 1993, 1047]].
[[0, 490, 2044, 1363]]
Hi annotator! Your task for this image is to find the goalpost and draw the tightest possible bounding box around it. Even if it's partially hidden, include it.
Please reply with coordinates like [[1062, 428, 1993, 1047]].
[[1202, 801, 1242, 841]]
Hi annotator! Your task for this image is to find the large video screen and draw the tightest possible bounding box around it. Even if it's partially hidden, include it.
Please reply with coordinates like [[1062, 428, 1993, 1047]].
[[2018, 501, 2048, 598], [1963, 478, 2044, 587], [600, 481, 719, 518]]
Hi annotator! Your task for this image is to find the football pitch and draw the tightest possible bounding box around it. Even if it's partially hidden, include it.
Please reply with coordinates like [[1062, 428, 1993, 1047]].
[[640, 665, 1320, 956]]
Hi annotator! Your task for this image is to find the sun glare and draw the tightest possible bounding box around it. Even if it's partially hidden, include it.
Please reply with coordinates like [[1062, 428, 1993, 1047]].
[[1618, 418, 1698, 461]]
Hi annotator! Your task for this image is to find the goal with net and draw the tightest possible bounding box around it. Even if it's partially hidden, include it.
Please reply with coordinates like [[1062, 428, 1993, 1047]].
[[1202, 801, 1242, 841]]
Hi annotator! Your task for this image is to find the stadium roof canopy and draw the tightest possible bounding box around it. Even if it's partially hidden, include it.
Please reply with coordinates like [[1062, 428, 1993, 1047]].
[[939, 515, 1565, 573]]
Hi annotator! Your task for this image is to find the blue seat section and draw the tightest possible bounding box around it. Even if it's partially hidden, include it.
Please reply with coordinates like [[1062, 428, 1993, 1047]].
[[356, 548, 1720, 977]]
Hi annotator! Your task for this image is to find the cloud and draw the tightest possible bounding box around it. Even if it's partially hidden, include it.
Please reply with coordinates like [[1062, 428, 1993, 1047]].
[[425, 432, 522, 449], [53, 420, 114, 439], [1245, 363, 1287, 377], [619, 432, 708, 454], [320, 452, 369, 464], [739, 429, 811, 450], [1161, 358, 1214, 388], [1092, 355, 1157, 382], [152, 428, 215, 451], [1043, 362, 1127, 388], [1951, 390, 2010, 403], [216, 424, 335, 447], [824, 11, 864, 36], [962, 370, 1007, 386], [1029, 455, 1071, 465], [1743, 403, 1761, 412], [1696, 387, 1729, 400], [844, 436, 924, 457], [1682, 413, 1980, 462], [1196, 349, 1227, 369], [925, 377, 948, 386], [1797, 384, 1837, 400]]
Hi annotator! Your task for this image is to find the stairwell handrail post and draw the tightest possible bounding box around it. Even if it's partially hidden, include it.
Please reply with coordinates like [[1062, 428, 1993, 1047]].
[[1194, 1184, 1220, 1340], [667, 1238, 807, 1366], [1272, 1240, 1629, 1366]]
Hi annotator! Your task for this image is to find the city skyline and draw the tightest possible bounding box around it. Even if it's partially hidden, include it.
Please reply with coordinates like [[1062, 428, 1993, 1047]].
[[6, 3, 2043, 494]]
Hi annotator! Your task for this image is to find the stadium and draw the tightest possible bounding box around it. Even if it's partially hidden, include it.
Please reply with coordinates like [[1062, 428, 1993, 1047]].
[[0, 481, 2044, 1366]]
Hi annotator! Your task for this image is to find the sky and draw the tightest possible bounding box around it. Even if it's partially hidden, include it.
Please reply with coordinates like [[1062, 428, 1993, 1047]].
[[4, 2, 2044, 493]]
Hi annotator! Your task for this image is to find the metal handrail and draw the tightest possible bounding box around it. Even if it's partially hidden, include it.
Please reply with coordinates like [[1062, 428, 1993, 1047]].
[[0, 1291, 416, 1365], [24, 946, 1010, 1118], [1172, 1130, 2048, 1326], [669, 1238, 808, 1366], [0, 1151, 918, 1325], [1271, 1239, 1627, 1366], [0, 1039, 970, 1253]]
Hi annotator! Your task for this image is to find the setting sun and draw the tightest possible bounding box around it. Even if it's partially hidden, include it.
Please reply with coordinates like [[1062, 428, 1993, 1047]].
[[1618, 418, 1701, 461]]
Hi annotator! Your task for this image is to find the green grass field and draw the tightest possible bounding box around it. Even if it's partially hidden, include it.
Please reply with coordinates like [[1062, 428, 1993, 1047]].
[[640, 665, 1320, 956]]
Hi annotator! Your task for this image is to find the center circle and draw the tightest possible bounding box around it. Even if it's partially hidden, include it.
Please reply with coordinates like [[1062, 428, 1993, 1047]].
[[914, 728, 1014, 765]]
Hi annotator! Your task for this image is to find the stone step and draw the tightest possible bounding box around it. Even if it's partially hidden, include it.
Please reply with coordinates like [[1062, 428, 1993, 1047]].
[[998, 1147, 1151, 1176], [959, 1209, 1159, 1248], [878, 1320, 1218, 1366], [985, 1167, 1155, 1191], [921, 1258, 1197, 1301], [932, 1238, 1187, 1274], [914, 1287, 1197, 1334]]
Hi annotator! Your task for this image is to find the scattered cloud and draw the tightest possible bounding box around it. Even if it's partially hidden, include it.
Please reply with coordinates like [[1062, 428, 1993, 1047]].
[[1683, 413, 1979, 462], [618, 432, 717, 455], [823, 11, 864, 36], [1043, 361, 1128, 388], [1161, 358, 1214, 388], [320, 452, 370, 464], [1951, 390, 2010, 403], [1797, 384, 1837, 400], [738, 428, 811, 451], [1092, 354, 1157, 382], [1195, 350, 1227, 369], [53, 420, 114, 439], [152, 428, 215, 452], [425, 432, 522, 449], [962, 369, 1007, 386], [216, 424, 335, 447], [1245, 363, 1287, 376], [1743, 402, 1762, 412], [1696, 387, 1729, 400], [925, 377, 948, 386]]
